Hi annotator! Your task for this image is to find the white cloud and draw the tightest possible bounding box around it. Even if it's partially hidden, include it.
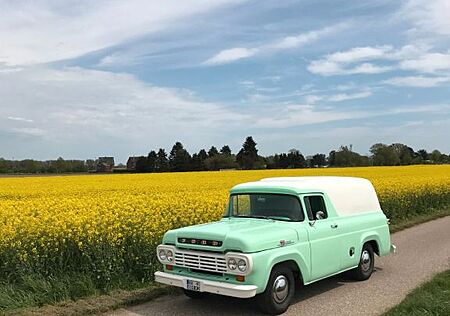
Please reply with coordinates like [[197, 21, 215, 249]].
[[204, 48, 258, 65], [348, 63, 392, 74], [0, 0, 244, 66], [384, 76, 450, 87], [203, 24, 347, 65], [0, 66, 249, 160], [308, 60, 392, 76], [97, 53, 142, 67], [304, 95, 323, 104], [401, 0, 450, 36], [307, 45, 400, 76], [305, 90, 372, 103], [266, 25, 344, 50], [11, 127, 45, 137], [238, 80, 255, 87], [325, 46, 393, 63], [7, 116, 34, 123], [254, 103, 450, 128], [307, 44, 434, 76], [400, 52, 450, 73], [327, 90, 373, 102]]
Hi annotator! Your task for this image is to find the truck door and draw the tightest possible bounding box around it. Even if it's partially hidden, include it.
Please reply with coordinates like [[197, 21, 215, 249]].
[[303, 194, 342, 280]]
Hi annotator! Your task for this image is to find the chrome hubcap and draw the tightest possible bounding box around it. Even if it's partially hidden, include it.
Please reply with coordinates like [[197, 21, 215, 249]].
[[272, 275, 289, 303], [361, 250, 371, 271]]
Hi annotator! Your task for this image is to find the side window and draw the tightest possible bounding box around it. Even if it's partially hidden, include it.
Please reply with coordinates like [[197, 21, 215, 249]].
[[304, 195, 328, 220], [232, 194, 251, 216]]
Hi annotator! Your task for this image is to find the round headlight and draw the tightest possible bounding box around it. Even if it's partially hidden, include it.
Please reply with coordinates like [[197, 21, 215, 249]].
[[237, 259, 247, 272], [158, 249, 167, 261], [166, 250, 173, 262], [228, 258, 237, 270]]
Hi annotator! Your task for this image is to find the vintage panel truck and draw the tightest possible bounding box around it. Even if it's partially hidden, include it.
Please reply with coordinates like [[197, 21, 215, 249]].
[[155, 177, 396, 314]]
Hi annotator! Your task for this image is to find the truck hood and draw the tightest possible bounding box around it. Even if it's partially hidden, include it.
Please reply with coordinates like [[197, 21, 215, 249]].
[[163, 217, 299, 253]]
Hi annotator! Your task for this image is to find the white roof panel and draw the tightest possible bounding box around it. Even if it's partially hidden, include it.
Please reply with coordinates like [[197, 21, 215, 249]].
[[234, 176, 382, 216]]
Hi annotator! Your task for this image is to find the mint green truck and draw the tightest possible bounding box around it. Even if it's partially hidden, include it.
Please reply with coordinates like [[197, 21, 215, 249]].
[[155, 177, 396, 314]]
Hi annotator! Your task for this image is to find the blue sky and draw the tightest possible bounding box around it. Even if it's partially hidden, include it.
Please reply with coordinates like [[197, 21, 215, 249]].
[[0, 0, 449, 162]]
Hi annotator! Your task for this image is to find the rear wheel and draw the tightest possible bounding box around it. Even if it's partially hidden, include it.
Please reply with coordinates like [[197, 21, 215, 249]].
[[351, 243, 375, 281], [256, 265, 295, 315], [183, 289, 208, 299]]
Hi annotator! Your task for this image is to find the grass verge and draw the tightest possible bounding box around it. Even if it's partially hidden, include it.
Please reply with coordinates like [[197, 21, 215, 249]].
[[2, 284, 179, 316], [384, 270, 450, 316], [389, 208, 450, 233]]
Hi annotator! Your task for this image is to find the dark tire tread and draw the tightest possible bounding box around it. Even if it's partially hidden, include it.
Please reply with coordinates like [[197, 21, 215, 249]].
[[256, 265, 295, 315], [351, 243, 375, 281]]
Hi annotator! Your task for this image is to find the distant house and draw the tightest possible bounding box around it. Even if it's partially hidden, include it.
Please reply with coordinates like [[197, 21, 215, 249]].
[[127, 156, 139, 171], [96, 157, 115, 173]]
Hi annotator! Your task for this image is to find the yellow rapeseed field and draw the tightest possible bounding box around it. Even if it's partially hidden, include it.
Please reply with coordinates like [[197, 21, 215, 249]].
[[0, 165, 449, 287]]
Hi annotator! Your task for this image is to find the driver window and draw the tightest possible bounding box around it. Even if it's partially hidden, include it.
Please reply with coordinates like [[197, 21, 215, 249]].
[[304, 195, 328, 220]]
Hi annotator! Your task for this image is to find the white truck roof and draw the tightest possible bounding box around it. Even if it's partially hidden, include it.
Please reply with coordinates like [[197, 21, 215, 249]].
[[257, 176, 382, 216]]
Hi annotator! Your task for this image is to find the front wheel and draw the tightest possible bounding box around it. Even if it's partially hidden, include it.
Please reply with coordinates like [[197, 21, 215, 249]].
[[183, 289, 208, 299], [351, 243, 375, 281], [256, 265, 295, 315]]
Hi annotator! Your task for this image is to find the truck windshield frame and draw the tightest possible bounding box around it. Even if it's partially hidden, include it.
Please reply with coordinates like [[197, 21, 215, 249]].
[[224, 193, 305, 222]]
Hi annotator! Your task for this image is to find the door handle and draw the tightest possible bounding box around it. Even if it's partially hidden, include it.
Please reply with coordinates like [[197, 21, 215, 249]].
[[331, 224, 338, 229]]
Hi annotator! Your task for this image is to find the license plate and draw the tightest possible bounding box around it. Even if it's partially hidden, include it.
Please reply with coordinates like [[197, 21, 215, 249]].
[[186, 279, 201, 291]]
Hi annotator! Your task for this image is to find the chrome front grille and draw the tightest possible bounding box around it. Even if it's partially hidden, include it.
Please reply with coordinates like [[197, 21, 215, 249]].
[[174, 249, 227, 273]]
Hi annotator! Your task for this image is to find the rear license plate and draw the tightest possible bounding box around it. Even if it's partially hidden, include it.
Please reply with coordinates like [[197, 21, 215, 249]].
[[186, 279, 201, 291]]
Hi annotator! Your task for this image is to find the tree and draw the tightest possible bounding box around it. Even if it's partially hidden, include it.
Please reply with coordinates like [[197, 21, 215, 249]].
[[155, 148, 169, 172], [147, 150, 157, 172], [287, 149, 306, 168], [236, 136, 259, 169], [417, 149, 429, 161], [370, 143, 400, 166], [330, 146, 370, 167], [54, 157, 66, 173], [312, 153, 327, 167], [204, 154, 238, 170], [135, 156, 148, 173], [169, 142, 192, 172], [191, 149, 208, 171], [327, 150, 336, 166], [208, 146, 219, 158], [430, 150, 442, 163], [220, 145, 232, 155], [275, 153, 289, 169], [390, 143, 414, 165]]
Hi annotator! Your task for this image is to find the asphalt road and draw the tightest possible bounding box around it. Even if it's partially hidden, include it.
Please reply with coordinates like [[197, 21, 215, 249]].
[[108, 216, 450, 316]]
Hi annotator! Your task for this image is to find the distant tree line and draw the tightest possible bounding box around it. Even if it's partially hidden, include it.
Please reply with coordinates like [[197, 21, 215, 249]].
[[1, 137, 449, 174], [0, 157, 89, 174], [130, 137, 450, 173]]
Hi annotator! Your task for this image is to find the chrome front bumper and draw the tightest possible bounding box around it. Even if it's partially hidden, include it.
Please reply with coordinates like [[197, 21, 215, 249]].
[[154, 271, 257, 298]]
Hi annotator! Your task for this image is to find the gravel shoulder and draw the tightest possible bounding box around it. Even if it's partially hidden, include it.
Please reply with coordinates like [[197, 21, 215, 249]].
[[108, 216, 450, 316]]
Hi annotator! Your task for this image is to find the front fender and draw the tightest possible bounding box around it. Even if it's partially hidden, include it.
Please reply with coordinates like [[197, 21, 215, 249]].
[[248, 241, 311, 294]]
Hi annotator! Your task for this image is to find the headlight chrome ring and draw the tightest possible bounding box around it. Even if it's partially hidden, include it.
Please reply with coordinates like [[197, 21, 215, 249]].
[[166, 250, 174, 262], [228, 258, 237, 270], [158, 249, 167, 261], [237, 259, 247, 272]]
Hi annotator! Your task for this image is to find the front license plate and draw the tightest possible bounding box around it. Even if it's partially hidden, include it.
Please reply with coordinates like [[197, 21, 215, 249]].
[[186, 279, 201, 291]]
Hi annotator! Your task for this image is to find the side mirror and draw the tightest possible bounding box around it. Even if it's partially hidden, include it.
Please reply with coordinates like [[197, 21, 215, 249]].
[[316, 211, 325, 220]]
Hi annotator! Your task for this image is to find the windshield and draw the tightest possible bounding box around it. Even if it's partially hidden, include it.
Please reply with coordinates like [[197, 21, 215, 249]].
[[225, 193, 304, 222]]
